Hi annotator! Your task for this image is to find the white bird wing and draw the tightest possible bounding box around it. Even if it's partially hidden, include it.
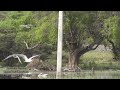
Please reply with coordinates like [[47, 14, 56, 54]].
[[29, 55, 39, 60], [3, 55, 15, 61], [43, 74, 48, 77], [15, 55, 22, 64], [15, 54, 28, 61], [3, 54, 22, 64], [44, 74, 48, 76]]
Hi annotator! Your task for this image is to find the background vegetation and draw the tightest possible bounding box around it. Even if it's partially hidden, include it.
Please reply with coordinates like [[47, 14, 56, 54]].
[[0, 11, 120, 71]]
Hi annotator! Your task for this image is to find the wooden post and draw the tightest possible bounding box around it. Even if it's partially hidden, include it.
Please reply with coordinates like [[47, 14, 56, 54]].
[[56, 11, 63, 79]]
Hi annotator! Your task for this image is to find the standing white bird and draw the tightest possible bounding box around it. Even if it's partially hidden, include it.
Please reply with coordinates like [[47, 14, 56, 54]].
[[3, 54, 40, 64], [38, 73, 48, 79]]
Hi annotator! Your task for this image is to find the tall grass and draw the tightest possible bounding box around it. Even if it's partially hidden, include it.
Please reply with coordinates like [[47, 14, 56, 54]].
[[80, 51, 120, 70]]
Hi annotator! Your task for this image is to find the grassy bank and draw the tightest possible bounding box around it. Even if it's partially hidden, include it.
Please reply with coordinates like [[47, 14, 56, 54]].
[[79, 51, 120, 70], [47, 51, 120, 70]]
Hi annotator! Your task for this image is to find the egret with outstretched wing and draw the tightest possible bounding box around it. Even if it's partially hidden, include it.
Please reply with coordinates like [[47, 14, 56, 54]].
[[3, 54, 40, 64], [3, 54, 22, 64], [15, 54, 40, 62]]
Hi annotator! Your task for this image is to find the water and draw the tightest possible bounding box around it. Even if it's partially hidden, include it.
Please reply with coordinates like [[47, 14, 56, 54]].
[[19, 71, 120, 79], [0, 68, 120, 79], [38, 70, 120, 79]]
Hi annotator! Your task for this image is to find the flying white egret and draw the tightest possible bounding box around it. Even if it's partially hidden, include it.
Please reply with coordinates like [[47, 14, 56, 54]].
[[15, 54, 40, 62], [38, 73, 48, 79], [3, 54, 40, 64]]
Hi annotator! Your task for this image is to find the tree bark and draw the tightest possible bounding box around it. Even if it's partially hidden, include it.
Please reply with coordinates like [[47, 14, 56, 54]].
[[68, 52, 79, 70], [107, 39, 120, 60], [64, 38, 103, 71]]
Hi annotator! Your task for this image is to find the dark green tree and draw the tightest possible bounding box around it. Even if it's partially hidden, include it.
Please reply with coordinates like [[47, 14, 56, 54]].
[[63, 11, 104, 70]]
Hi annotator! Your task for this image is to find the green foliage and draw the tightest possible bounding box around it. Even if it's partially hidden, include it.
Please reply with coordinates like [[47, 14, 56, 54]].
[[33, 12, 58, 44], [63, 11, 104, 52], [104, 15, 120, 59], [0, 11, 58, 51], [103, 13, 120, 46], [0, 11, 58, 66], [1, 11, 120, 67], [80, 51, 120, 70]]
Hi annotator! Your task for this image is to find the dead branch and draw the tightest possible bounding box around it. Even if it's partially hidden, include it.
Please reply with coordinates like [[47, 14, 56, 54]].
[[23, 40, 40, 50]]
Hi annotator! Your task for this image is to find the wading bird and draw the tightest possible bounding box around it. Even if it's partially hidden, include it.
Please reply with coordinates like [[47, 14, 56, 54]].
[[38, 73, 48, 79], [3, 54, 40, 64]]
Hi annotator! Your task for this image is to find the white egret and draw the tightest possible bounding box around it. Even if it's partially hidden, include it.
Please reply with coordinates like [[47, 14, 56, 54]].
[[34, 69, 40, 71], [15, 54, 40, 62], [3, 54, 40, 63], [38, 73, 48, 79]]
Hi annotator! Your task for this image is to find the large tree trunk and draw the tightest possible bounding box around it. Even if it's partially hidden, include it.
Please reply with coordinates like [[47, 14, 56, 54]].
[[64, 39, 103, 72], [65, 49, 84, 71], [68, 52, 80, 70]]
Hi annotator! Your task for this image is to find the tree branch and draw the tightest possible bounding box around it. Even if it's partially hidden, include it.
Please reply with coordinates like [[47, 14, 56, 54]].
[[72, 36, 104, 56], [23, 40, 40, 50], [23, 40, 29, 49], [88, 37, 104, 50]]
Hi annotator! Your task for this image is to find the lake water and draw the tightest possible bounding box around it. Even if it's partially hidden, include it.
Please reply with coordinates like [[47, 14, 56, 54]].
[[0, 68, 120, 79]]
